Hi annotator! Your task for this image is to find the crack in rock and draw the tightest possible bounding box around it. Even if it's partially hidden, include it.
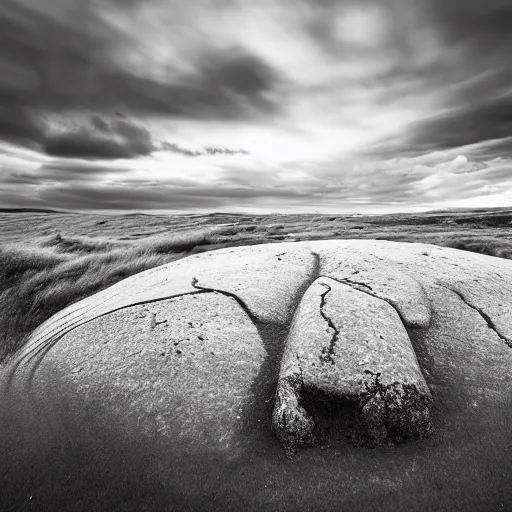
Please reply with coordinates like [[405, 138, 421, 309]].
[[325, 276, 410, 330], [440, 285, 512, 348], [296, 353, 304, 383], [318, 283, 340, 365], [191, 277, 260, 325], [336, 278, 373, 291]]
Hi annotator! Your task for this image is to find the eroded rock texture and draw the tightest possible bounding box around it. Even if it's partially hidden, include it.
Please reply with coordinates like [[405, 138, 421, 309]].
[[272, 277, 433, 452], [319, 256, 432, 329], [17, 293, 266, 452]]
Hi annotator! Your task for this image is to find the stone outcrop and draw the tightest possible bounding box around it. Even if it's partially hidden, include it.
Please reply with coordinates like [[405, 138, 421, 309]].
[[20, 293, 266, 453], [1, 240, 512, 512], [318, 250, 432, 329], [272, 277, 433, 452]]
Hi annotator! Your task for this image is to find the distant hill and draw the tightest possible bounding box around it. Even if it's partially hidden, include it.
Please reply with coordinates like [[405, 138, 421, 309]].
[[424, 206, 512, 215], [0, 208, 64, 214]]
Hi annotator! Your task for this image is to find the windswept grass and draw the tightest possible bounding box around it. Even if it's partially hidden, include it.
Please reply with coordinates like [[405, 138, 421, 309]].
[[437, 236, 512, 259], [372, 233, 512, 259], [0, 228, 222, 361], [41, 233, 118, 253], [0, 246, 69, 294]]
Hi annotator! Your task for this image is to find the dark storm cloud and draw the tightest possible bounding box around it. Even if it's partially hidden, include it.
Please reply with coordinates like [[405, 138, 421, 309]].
[[331, 0, 512, 162], [0, 106, 156, 159], [364, 84, 512, 161], [0, 161, 131, 186], [0, 0, 279, 148], [1, 0, 511, 212], [428, 0, 512, 51], [35, 182, 311, 210], [410, 92, 512, 151], [0, 107, 46, 149], [396, 0, 512, 157], [44, 116, 155, 160]]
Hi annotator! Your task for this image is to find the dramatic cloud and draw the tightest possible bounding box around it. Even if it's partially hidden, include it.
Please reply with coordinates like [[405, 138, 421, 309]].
[[0, 1, 279, 116], [0, 107, 46, 149], [408, 88, 512, 152], [44, 115, 155, 160], [0, 0, 511, 212], [0, 160, 132, 186]]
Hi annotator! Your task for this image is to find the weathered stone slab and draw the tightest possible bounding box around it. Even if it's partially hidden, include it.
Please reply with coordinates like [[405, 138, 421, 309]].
[[316, 244, 432, 328], [13, 293, 266, 455], [313, 239, 512, 342], [273, 276, 433, 451], [190, 244, 316, 324]]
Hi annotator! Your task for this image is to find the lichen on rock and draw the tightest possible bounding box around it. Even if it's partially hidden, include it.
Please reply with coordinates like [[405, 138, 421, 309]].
[[358, 371, 434, 446], [272, 376, 317, 454]]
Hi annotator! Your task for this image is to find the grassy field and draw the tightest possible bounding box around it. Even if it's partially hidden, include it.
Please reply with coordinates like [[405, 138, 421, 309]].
[[1, 207, 511, 362]]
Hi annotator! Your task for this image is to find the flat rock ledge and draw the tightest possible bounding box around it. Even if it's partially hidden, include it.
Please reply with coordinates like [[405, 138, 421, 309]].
[[319, 253, 432, 329], [272, 277, 433, 453]]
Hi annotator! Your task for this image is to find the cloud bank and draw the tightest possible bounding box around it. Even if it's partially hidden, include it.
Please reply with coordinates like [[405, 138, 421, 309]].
[[0, 0, 511, 212]]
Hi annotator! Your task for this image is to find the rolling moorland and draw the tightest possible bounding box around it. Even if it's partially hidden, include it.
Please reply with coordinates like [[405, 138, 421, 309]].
[[1, 206, 511, 362]]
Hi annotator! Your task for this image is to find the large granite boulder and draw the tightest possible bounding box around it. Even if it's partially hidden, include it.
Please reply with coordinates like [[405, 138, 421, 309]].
[[1, 240, 511, 512]]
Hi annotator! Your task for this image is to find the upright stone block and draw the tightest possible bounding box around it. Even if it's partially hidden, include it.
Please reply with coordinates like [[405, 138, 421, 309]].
[[273, 277, 433, 451]]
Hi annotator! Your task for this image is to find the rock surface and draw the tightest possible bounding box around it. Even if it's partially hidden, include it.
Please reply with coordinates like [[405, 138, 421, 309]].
[[319, 250, 432, 328], [273, 277, 433, 452], [1, 240, 512, 512], [14, 293, 265, 453]]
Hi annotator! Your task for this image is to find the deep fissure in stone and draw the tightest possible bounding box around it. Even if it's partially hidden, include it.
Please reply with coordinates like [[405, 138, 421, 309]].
[[318, 283, 340, 365], [440, 284, 512, 348], [324, 275, 411, 331]]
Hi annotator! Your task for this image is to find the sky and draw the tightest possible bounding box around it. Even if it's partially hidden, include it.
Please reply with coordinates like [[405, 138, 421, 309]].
[[0, 0, 511, 213]]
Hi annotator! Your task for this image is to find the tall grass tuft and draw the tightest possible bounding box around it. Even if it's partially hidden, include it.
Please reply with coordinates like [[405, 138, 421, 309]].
[[437, 237, 512, 259], [40, 233, 118, 253]]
